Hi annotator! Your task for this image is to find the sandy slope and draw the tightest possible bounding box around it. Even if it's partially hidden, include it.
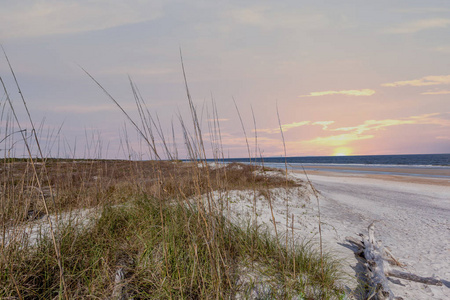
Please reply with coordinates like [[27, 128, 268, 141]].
[[3, 207, 101, 248], [217, 170, 450, 299]]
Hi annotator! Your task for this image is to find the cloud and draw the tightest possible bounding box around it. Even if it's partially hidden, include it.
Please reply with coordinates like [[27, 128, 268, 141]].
[[333, 113, 450, 134], [256, 120, 336, 134], [333, 119, 416, 134], [0, 0, 163, 39], [300, 89, 375, 97], [421, 90, 450, 95], [385, 18, 450, 34], [216, 113, 450, 156], [382, 75, 450, 87], [257, 121, 310, 134], [304, 113, 450, 147], [281, 121, 311, 131], [305, 133, 374, 147], [312, 121, 335, 130]]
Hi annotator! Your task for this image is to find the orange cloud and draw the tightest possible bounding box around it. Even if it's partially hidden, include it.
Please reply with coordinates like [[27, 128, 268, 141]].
[[281, 121, 311, 131], [333, 113, 450, 134], [312, 121, 334, 130], [300, 89, 375, 97], [257, 121, 310, 134], [257, 120, 336, 134], [219, 113, 450, 156], [333, 119, 416, 134], [303, 113, 450, 148], [382, 75, 450, 87], [305, 133, 374, 147]]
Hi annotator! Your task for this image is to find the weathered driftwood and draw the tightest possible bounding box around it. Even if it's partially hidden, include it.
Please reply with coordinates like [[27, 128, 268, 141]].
[[383, 247, 404, 267], [346, 222, 442, 300], [387, 269, 442, 286], [346, 235, 364, 249], [363, 223, 394, 300]]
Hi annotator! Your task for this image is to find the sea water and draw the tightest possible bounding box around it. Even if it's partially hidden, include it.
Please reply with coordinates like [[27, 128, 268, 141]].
[[212, 154, 450, 178], [219, 153, 449, 166]]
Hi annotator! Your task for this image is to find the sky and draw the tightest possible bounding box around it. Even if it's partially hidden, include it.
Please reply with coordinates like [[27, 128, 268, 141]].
[[0, 0, 449, 159]]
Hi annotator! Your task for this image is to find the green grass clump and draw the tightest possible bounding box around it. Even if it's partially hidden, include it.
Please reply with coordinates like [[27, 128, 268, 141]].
[[1, 193, 343, 299]]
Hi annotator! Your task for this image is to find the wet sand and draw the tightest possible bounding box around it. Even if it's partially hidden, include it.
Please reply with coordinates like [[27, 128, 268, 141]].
[[301, 168, 450, 186], [300, 164, 450, 176]]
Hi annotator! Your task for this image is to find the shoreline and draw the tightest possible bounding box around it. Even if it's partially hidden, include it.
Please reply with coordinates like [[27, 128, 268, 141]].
[[292, 168, 450, 186], [279, 164, 450, 179], [300, 164, 450, 175]]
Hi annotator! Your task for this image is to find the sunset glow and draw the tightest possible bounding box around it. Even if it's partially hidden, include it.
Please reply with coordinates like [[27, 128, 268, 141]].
[[332, 147, 353, 156], [300, 89, 375, 97]]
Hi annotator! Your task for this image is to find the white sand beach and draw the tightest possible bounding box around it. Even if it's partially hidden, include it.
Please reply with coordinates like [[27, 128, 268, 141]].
[[219, 167, 450, 299]]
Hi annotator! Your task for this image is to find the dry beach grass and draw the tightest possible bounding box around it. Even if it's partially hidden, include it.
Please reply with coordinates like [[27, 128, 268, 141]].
[[0, 53, 346, 299], [0, 160, 345, 299]]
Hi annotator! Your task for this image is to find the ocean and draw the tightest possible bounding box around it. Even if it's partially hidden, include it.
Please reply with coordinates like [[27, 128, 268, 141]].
[[218, 153, 450, 166], [210, 154, 450, 178]]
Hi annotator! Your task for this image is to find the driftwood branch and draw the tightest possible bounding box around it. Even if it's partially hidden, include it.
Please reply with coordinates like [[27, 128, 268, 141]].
[[346, 235, 364, 249], [387, 269, 442, 286], [383, 247, 404, 267], [363, 223, 393, 299], [346, 222, 442, 300]]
